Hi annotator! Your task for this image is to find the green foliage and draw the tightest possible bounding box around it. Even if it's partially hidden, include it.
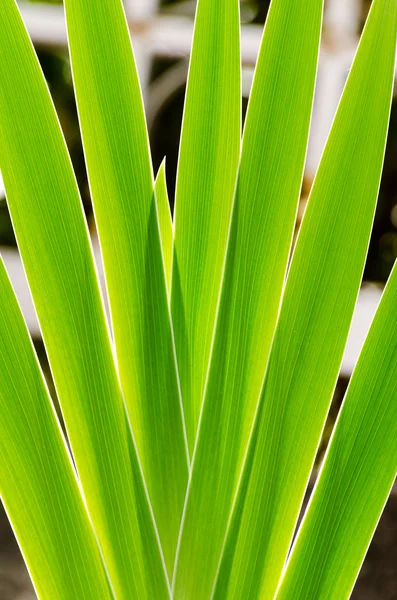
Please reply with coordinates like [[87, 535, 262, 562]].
[[0, 0, 396, 598], [64, 0, 188, 576], [155, 161, 173, 292], [172, 0, 241, 452]]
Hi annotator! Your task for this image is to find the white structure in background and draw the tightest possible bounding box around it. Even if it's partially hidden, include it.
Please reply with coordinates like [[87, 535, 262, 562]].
[[306, 0, 362, 173], [341, 285, 383, 376], [1, 0, 393, 376], [124, 0, 159, 22], [325, 0, 361, 39]]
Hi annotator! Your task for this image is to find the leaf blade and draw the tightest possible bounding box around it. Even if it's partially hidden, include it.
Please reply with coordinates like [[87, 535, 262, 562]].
[[155, 160, 173, 292], [171, 0, 241, 451], [63, 0, 188, 574], [214, 1, 397, 597], [0, 258, 112, 600], [277, 258, 397, 600], [0, 2, 170, 596], [173, 1, 323, 597]]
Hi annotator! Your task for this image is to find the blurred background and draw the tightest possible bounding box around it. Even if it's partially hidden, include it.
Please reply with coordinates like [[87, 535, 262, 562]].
[[0, 0, 396, 598]]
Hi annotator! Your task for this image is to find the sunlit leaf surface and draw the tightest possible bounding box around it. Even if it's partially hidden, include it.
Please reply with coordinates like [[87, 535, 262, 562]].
[[0, 0, 396, 598], [0, 1, 170, 596], [0, 258, 112, 600], [171, 0, 241, 452], [155, 160, 173, 292], [173, 1, 323, 597], [213, 1, 397, 597], [64, 0, 188, 575]]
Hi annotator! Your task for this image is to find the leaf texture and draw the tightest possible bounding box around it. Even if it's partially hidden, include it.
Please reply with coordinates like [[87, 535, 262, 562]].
[[171, 0, 241, 451], [214, 1, 397, 597], [0, 2, 170, 596], [64, 0, 188, 574], [0, 258, 112, 600], [155, 160, 173, 292], [278, 249, 397, 600], [173, 1, 323, 597]]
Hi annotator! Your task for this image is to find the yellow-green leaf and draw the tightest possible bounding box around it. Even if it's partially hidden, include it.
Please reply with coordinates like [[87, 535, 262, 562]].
[[0, 2, 170, 596], [64, 0, 188, 574], [278, 257, 397, 600], [171, 0, 241, 451], [0, 258, 112, 600], [214, 1, 397, 597], [155, 160, 173, 292], [173, 2, 323, 597]]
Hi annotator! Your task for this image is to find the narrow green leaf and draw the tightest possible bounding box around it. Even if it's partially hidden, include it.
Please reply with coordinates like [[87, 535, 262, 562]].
[[64, 0, 188, 574], [0, 2, 170, 597], [171, 0, 241, 451], [0, 258, 112, 600], [277, 262, 397, 600], [155, 160, 173, 292], [214, 2, 397, 597], [173, 2, 323, 597]]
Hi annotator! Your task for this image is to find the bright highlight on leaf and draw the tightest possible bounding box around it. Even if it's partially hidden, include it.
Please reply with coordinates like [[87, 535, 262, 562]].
[[171, 0, 241, 452], [64, 0, 188, 576], [0, 1, 169, 597], [155, 160, 173, 292], [173, 1, 323, 596], [213, 1, 397, 597], [0, 0, 396, 598], [0, 258, 112, 600]]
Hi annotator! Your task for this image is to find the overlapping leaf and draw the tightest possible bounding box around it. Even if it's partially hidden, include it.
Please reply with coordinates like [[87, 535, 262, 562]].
[[1, 0, 396, 598], [278, 255, 397, 600], [0, 1, 169, 596], [173, 1, 323, 597], [64, 0, 188, 574], [213, 1, 397, 597], [155, 161, 173, 292], [0, 258, 112, 600], [171, 0, 241, 451]]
